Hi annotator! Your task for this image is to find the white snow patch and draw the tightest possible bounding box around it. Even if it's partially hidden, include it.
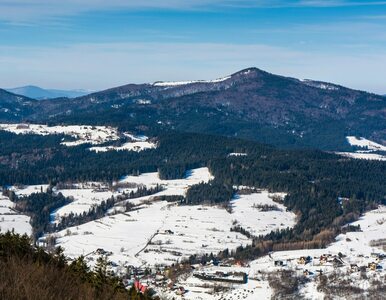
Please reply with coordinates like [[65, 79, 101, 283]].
[[153, 76, 231, 87], [51, 188, 116, 222], [50, 169, 298, 274], [53, 201, 250, 268], [119, 167, 214, 198], [337, 152, 386, 161], [302, 79, 339, 90], [11, 184, 49, 197], [0, 124, 120, 146], [0, 195, 32, 236], [230, 192, 296, 237], [346, 136, 386, 152], [89, 140, 156, 153], [228, 152, 248, 157]]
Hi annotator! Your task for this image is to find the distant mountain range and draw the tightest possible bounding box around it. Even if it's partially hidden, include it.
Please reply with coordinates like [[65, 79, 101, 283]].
[[1, 67, 385, 150], [5, 85, 91, 100]]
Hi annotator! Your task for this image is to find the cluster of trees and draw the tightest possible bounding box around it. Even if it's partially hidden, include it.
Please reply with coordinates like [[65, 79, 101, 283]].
[[55, 185, 163, 231], [230, 225, 254, 239], [0, 130, 266, 185], [3, 188, 70, 239], [3, 184, 164, 239], [0, 232, 153, 299], [185, 181, 234, 205], [208, 149, 386, 259]]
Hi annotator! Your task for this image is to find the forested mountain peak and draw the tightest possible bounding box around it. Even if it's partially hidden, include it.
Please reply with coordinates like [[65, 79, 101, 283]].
[[0, 68, 385, 150]]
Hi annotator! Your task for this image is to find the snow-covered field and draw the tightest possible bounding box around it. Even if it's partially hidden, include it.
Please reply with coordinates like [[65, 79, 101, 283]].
[[0, 123, 157, 151], [0, 195, 32, 236], [47, 168, 223, 267], [328, 205, 386, 256], [54, 168, 213, 220], [53, 201, 250, 268], [155, 204, 386, 300], [11, 184, 49, 197], [119, 167, 213, 198], [51, 188, 116, 221], [336, 136, 386, 161], [230, 192, 296, 237], [89, 140, 156, 152], [89, 132, 156, 152], [0, 123, 120, 146], [338, 152, 386, 161], [43, 169, 296, 273], [347, 136, 386, 152]]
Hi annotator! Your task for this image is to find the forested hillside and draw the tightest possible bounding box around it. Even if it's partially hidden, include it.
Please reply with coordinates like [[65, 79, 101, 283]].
[[1, 128, 385, 251], [1, 68, 385, 150], [0, 232, 153, 299]]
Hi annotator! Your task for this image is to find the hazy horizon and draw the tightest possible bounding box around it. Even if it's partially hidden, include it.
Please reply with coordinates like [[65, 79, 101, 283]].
[[1, 0, 386, 93]]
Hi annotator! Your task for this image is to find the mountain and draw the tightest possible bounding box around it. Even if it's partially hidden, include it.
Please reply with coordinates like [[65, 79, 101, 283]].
[[6, 85, 91, 100], [1, 67, 385, 150], [0, 89, 37, 121]]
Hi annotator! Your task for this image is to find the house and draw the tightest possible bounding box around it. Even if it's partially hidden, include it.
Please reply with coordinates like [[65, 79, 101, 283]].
[[274, 260, 284, 267], [193, 271, 248, 284], [215, 271, 226, 277], [95, 248, 106, 255], [167, 282, 177, 291], [332, 257, 344, 267], [371, 253, 380, 259], [371, 253, 385, 262], [350, 264, 359, 272], [298, 256, 311, 265], [176, 286, 186, 295], [16, 124, 30, 129], [235, 260, 247, 267], [368, 262, 378, 271], [134, 280, 148, 294], [319, 255, 328, 265], [155, 274, 166, 282]]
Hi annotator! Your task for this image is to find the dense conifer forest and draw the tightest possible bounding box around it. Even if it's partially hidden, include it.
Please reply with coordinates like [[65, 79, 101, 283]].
[[1, 128, 385, 261]]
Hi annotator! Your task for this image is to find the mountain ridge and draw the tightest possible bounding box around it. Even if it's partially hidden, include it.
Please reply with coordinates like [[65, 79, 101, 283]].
[[0, 67, 385, 150], [5, 85, 91, 100]]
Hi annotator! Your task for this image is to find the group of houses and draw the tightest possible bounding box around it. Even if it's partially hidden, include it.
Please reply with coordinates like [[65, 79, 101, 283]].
[[273, 252, 385, 277]]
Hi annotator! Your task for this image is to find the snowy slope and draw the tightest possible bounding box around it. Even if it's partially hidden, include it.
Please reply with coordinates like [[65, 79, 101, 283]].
[[153, 76, 231, 87], [0, 123, 157, 151], [0, 195, 32, 236], [347, 136, 386, 152], [230, 192, 295, 237], [44, 168, 295, 271]]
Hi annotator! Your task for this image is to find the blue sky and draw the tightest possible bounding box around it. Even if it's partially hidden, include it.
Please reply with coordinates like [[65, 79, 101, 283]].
[[0, 0, 386, 93]]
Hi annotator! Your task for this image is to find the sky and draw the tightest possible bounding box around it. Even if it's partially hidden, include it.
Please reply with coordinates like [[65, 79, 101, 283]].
[[0, 0, 386, 93]]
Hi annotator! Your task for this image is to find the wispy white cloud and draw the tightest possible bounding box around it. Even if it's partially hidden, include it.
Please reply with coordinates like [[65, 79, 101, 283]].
[[1, 42, 385, 93], [298, 0, 386, 7], [0, 0, 386, 23]]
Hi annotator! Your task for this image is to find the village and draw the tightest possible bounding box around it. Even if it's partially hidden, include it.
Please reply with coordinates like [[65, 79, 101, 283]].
[[110, 247, 385, 299], [1, 127, 386, 299], [109, 204, 386, 299]]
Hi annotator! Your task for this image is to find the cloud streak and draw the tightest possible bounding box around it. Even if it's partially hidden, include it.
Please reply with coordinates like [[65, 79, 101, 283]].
[[0, 0, 386, 23]]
